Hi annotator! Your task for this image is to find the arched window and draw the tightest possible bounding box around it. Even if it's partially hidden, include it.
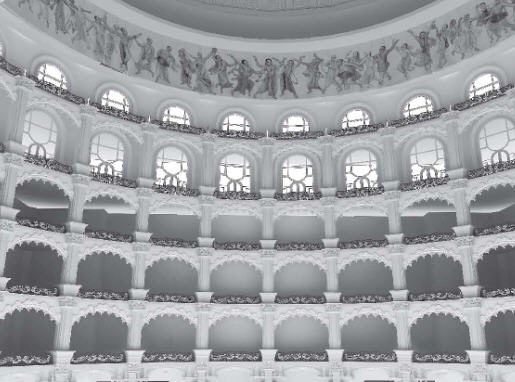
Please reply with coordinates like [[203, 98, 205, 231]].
[[22, 110, 58, 158], [36, 63, 68, 89], [342, 108, 370, 129], [344, 149, 378, 189], [219, 154, 251, 193], [479, 118, 515, 165], [163, 106, 190, 125], [282, 155, 314, 193], [155, 146, 188, 188], [469, 73, 500, 99], [410, 138, 446, 181], [90, 133, 124, 177], [101, 89, 130, 112], [281, 115, 309, 133], [221, 113, 250, 132], [403, 96, 433, 118]]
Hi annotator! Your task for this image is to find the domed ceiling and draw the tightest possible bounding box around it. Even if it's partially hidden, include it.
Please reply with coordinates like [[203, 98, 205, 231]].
[[120, 0, 436, 39]]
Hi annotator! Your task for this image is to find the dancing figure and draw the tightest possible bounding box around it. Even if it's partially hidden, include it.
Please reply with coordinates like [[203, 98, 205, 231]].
[[87, 15, 108, 62], [191, 48, 216, 94], [360, 52, 375, 87], [408, 27, 436, 73], [432, 22, 450, 69], [117, 27, 141, 72], [253, 57, 280, 98], [396, 43, 415, 78], [67, 0, 91, 48], [37, 0, 52, 28], [453, 14, 480, 59], [374, 39, 399, 85], [299, 53, 324, 94], [104, 24, 120, 66], [155, 46, 176, 84], [230, 57, 256, 97], [51, 0, 69, 35], [134, 37, 155, 76], [279, 57, 304, 98], [322, 55, 343, 93], [209, 55, 235, 94], [338, 51, 363, 89]]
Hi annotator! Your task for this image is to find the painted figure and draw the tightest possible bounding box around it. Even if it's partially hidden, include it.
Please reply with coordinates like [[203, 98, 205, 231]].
[[155, 46, 176, 84], [253, 57, 279, 98], [279, 57, 304, 98], [360, 52, 375, 87], [322, 55, 343, 93], [37, 0, 52, 28], [374, 39, 399, 85], [433, 22, 450, 69], [87, 15, 107, 62], [209, 54, 235, 94], [190, 48, 217, 94], [104, 24, 120, 66], [67, 0, 91, 48], [408, 27, 436, 73], [299, 53, 324, 94], [135, 37, 155, 76], [18, 0, 33, 12], [396, 43, 415, 78], [453, 14, 480, 59], [230, 57, 256, 97], [117, 27, 141, 72], [52, 0, 69, 35], [338, 51, 363, 89]]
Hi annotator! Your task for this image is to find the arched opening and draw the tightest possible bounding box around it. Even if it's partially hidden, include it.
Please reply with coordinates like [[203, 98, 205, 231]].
[[100, 89, 130, 112], [275, 317, 328, 352], [281, 115, 310, 133], [469, 73, 500, 99], [163, 105, 190, 125], [341, 316, 397, 352], [275, 263, 326, 297], [83, 195, 136, 236], [403, 96, 434, 118], [77, 252, 132, 295], [211, 262, 261, 297], [142, 316, 195, 353], [0, 309, 55, 356], [401, 199, 457, 238], [70, 313, 128, 355], [341, 108, 370, 129], [221, 113, 250, 133], [22, 109, 59, 159], [342, 149, 379, 191], [339, 260, 393, 297], [209, 317, 261, 352], [408, 137, 446, 182], [336, 209, 388, 243], [155, 146, 189, 189], [218, 154, 252, 193], [485, 311, 515, 356], [5, 243, 62, 290], [212, 215, 261, 245], [281, 155, 315, 194], [478, 246, 515, 292], [477, 118, 515, 166], [149, 205, 200, 241], [145, 259, 197, 296], [406, 255, 463, 295], [411, 314, 470, 354], [89, 132, 125, 178], [14, 180, 70, 226], [471, 185, 515, 230], [274, 215, 324, 245], [36, 63, 68, 89]]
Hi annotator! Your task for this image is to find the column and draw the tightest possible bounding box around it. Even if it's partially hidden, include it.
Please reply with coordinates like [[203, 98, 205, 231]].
[[196, 247, 214, 302], [126, 301, 146, 381], [457, 236, 481, 298], [6, 76, 34, 155], [318, 135, 335, 195], [66, 174, 89, 234], [259, 137, 275, 197], [52, 297, 77, 370], [199, 196, 214, 240], [389, 246, 408, 301], [380, 126, 399, 190], [393, 302, 413, 382], [451, 179, 473, 237], [130, 243, 150, 300], [200, 133, 216, 194], [195, 305, 211, 362], [322, 198, 338, 248], [324, 249, 340, 303], [384, 191, 402, 240], [261, 306, 275, 349], [136, 122, 156, 188], [0, 153, 23, 217], [133, 188, 153, 242], [260, 250, 276, 303], [74, 104, 97, 175], [464, 299, 488, 382], [0, 218, 15, 289], [443, 111, 466, 179], [326, 305, 343, 377], [260, 199, 276, 243], [58, 233, 83, 296]]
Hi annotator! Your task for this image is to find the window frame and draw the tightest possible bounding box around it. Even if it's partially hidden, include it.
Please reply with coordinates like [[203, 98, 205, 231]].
[[89, 132, 126, 177], [36, 62, 68, 90], [409, 137, 446, 181], [281, 155, 315, 194], [155, 146, 189, 188], [281, 114, 310, 133], [100, 89, 131, 113], [403, 95, 434, 118], [469, 73, 500, 99], [343, 149, 379, 190], [218, 153, 252, 193], [221, 112, 251, 133], [478, 117, 515, 166], [341, 108, 371, 129], [22, 109, 59, 159], [162, 105, 191, 126]]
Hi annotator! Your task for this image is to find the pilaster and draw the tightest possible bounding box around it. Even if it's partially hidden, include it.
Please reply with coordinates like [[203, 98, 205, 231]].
[[127, 301, 146, 350], [130, 242, 150, 299], [197, 247, 214, 300], [389, 245, 408, 299], [318, 135, 335, 189], [262, 305, 275, 349], [134, 187, 153, 233], [199, 195, 214, 237], [327, 304, 341, 349], [53, 297, 77, 351], [380, 126, 398, 184], [196, 304, 211, 349], [66, 174, 89, 232], [201, 133, 216, 190], [259, 136, 275, 190], [0, 218, 15, 288], [464, 298, 486, 350], [260, 198, 276, 240], [451, 179, 473, 233], [0, 153, 23, 208], [384, 191, 402, 235], [321, 197, 337, 239], [442, 110, 465, 173], [324, 249, 339, 297], [394, 302, 411, 349], [75, 104, 97, 167], [59, 233, 84, 296], [138, 122, 157, 180], [457, 236, 482, 297], [6, 75, 34, 147], [260, 249, 275, 294]]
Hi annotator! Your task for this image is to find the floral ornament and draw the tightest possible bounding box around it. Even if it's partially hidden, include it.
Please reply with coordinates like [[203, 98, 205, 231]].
[[85, 228, 134, 243], [71, 352, 126, 364], [271, 131, 324, 140], [488, 353, 515, 364], [145, 293, 197, 303], [389, 107, 448, 129], [474, 222, 515, 236], [453, 84, 514, 112], [16, 217, 66, 233], [0, 353, 52, 367], [276, 351, 328, 362], [78, 288, 129, 301], [339, 238, 388, 249], [408, 289, 462, 301], [213, 190, 261, 200], [90, 172, 137, 188], [275, 295, 326, 304], [23, 152, 73, 174], [210, 352, 262, 362], [152, 183, 200, 197], [330, 123, 384, 137], [155, 119, 205, 135], [274, 191, 323, 201], [400, 175, 450, 191], [468, 159, 515, 179], [215, 130, 265, 140], [150, 237, 199, 248], [336, 185, 384, 199], [211, 295, 261, 304], [90, 101, 145, 124], [402, 232, 455, 245], [29, 73, 85, 104], [340, 294, 392, 304], [8, 284, 59, 296], [480, 287, 515, 298], [275, 242, 324, 251], [343, 351, 397, 362], [142, 351, 194, 362], [213, 241, 261, 251], [412, 352, 470, 364]]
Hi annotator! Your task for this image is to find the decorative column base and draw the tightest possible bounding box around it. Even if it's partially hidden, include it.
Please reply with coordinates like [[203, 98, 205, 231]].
[[0, 206, 19, 220], [200, 186, 216, 196], [58, 284, 81, 297], [125, 350, 145, 381], [326, 349, 344, 363], [260, 292, 277, 303], [65, 222, 87, 234], [394, 349, 413, 363], [125, 349, 145, 363], [198, 237, 215, 247], [133, 231, 152, 242], [6, 140, 25, 156], [260, 240, 277, 249], [136, 177, 154, 188], [194, 348, 212, 363], [52, 350, 75, 365], [260, 349, 277, 362], [390, 289, 409, 301], [260, 189, 276, 199], [385, 233, 404, 244], [0, 277, 11, 290], [129, 288, 149, 300], [383, 181, 400, 191], [324, 292, 341, 303], [322, 238, 339, 248], [196, 291, 213, 303], [460, 285, 482, 298], [453, 225, 474, 237], [467, 350, 488, 382], [447, 168, 467, 180], [320, 188, 336, 197], [72, 162, 91, 176]]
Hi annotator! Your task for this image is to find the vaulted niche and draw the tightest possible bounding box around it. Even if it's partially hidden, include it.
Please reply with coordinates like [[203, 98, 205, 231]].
[[274, 215, 324, 245], [148, 204, 200, 241], [209, 317, 261, 352], [145, 259, 198, 295], [142, 316, 195, 353], [336, 206, 388, 242], [211, 262, 261, 297], [14, 180, 69, 225], [411, 314, 470, 354], [339, 260, 393, 297], [401, 199, 457, 237], [212, 215, 261, 244], [406, 254, 463, 294], [83, 195, 136, 235], [77, 252, 132, 294], [478, 246, 515, 292], [275, 263, 326, 297], [275, 317, 328, 352], [71, 313, 127, 354], [485, 311, 515, 356], [341, 316, 397, 352], [471, 185, 515, 229]]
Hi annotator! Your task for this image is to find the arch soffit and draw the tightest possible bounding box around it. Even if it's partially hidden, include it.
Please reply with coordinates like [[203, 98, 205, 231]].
[[0, 300, 60, 323], [212, 202, 263, 221], [339, 253, 392, 272], [274, 254, 326, 274], [210, 309, 262, 328], [275, 309, 328, 328], [474, 239, 515, 265], [84, 189, 138, 211], [405, 250, 461, 269], [152, 137, 202, 166], [211, 254, 263, 273], [26, 97, 80, 130], [340, 307, 395, 327], [146, 249, 199, 270], [143, 307, 197, 327], [409, 305, 468, 327], [8, 237, 66, 259], [214, 145, 261, 168], [336, 199, 388, 219], [395, 129, 448, 155], [468, 175, 515, 204], [149, 198, 200, 216], [334, 140, 384, 165], [78, 249, 134, 267], [72, 305, 130, 326], [90, 121, 143, 146], [482, 301, 515, 326], [16, 173, 72, 201], [462, 107, 515, 137], [399, 190, 455, 214]]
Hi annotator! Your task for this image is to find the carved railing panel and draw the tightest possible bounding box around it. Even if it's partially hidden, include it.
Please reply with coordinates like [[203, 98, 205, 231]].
[[342, 351, 397, 362], [275, 352, 328, 362], [142, 352, 194, 362], [488, 353, 515, 365], [211, 295, 261, 304], [213, 190, 261, 200], [71, 352, 126, 364], [473, 223, 515, 237], [412, 352, 470, 364], [209, 352, 262, 362], [275, 242, 324, 251], [23, 153, 73, 174], [152, 183, 200, 197], [0, 353, 52, 367], [408, 290, 462, 302], [16, 217, 66, 233], [90, 172, 137, 188], [275, 295, 326, 304], [389, 108, 448, 128], [336, 186, 384, 199], [330, 123, 384, 137], [403, 232, 456, 245], [213, 241, 261, 251], [85, 228, 134, 243], [468, 159, 515, 179], [150, 237, 199, 248], [7, 284, 59, 297], [78, 288, 129, 301], [453, 84, 514, 112], [145, 293, 197, 303], [480, 288, 515, 298], [341, 294, 392, 304], [339, 239, 388, 249], [400, 175, 450, 191]]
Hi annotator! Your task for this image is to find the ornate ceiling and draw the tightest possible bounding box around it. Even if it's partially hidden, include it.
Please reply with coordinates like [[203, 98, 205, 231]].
[[120, 0, 436, 39]]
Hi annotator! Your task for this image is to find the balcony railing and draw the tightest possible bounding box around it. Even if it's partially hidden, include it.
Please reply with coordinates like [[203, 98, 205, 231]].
[[412, 352, 470, 364], [274, 242, 324, 251], [213, 241, 261, 251], [403, 232, 456, 245], [389, 107, 448, 128], [90, 172, 137, 188], [145, 293, 197, 303], [78, 288, 129, 301], [213, 190, 261, 200], [150, 237, 199, 248], [452, 84, 514, 112], [339, 239, 388, 249], [342, 351, 397, 362], [329, 123, 384, 137], [467, 159, 515, 179], [142, 351, 194, 363], [23, 153, 72, 174], [71, 352, 126, 364], [209, 352, 262, 362], [152, 183, 200, 197], [275, 351, 328, 362], [275, 295, 326, 304], [16, 217, 66, 233], [211, 295, 261, 304], [274, 191, 323, 201], [90, 101, 145, 124], [473, 223, 515, 237], [488, 353, 515, 365], [341, 294, 392, 304], [408, 289, 462, 302], [480, 288, 515, 298], [215, 130, 265, 140], [336, 186, 384, 199], [7, 284, 59, 297], [155, 120, 205, 135], [85, 228, 134, 243], [271, 131, 324, 140], [400, 175, 450, 191], [0, 353, 52, 367]]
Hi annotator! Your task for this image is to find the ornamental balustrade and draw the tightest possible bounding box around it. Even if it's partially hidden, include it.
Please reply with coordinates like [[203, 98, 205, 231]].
[[275, 352, 328, 362], [336, 185, 384, 199], [274, 191, 323, 201], [90, 171, 137, 188], [400, 175, 450, 191], [213, 190, 261, 200], [402, 232, 456, 245], [27, 74, 85, 105], [23, 152, 73, 174], [16, 217, 66, 233], [145, 293, 197, 303], [473, 222, 515, 236], [271, 131, 324, 140], [71, 352, 126, 364], [213, 241, 261, 251], [480, 288, 515, 298], [210, 295, 261, 304], [412, 352, 470, 364], [488, 353, 515, 365], [78, 288, 129, 301], [215, 130, 265, 140], [152, 183, 200, 197], [467, 159, 515, 179], [342, 351, 397, 362], [142, 352, 194, 363], [408, 290, 463, 302], [275, 295, 327, 304], [154, 119, 205, 135], [0, 354, 52, 367], [149, 237, 199, 248], [453, 84, 514, 112], [340, 294, 393, 304], [90, 101, 145, 124], [389, 107, 448, 128], [85, 228, 134, 243], [339, 238, 388, 249], [329, 123, 384, 137], [274, 242, 324, 251], [209, 352, 262, 362], [7, 284, 59, 297]]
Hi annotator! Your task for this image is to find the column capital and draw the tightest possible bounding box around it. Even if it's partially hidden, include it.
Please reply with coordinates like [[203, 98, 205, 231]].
[[129, 300, 147, 311], [449, 178, 468, 190], [197, 246, 215, 257], [132, 242, 151, 252], [258, 137, 275, 146], [71, 173, 90, 186], [64, 232, 84, 244], [199, 195, 215, 204], [259, 198, 277, 208], [463, 297, 482, 309], [326, 303, 341, 313], [15, 74, 35, 90], [393, 301, 410, 312], [2, 152, 24, 166], [262, 305, 276, 314], [323, 248, 339, 258], [383, 190, 401, 200], [321, 196, 338, 206], [202, 133, 217, 143], [317, 135, 335, 145], [260, 249, 276, 259], [136, 187, 154, 199], [196, 303, 212, 313], [442, 110, 460, 122], [387, 242, 406, 253], [79, 104, 98, 117], [57, 296, 78, 308]]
